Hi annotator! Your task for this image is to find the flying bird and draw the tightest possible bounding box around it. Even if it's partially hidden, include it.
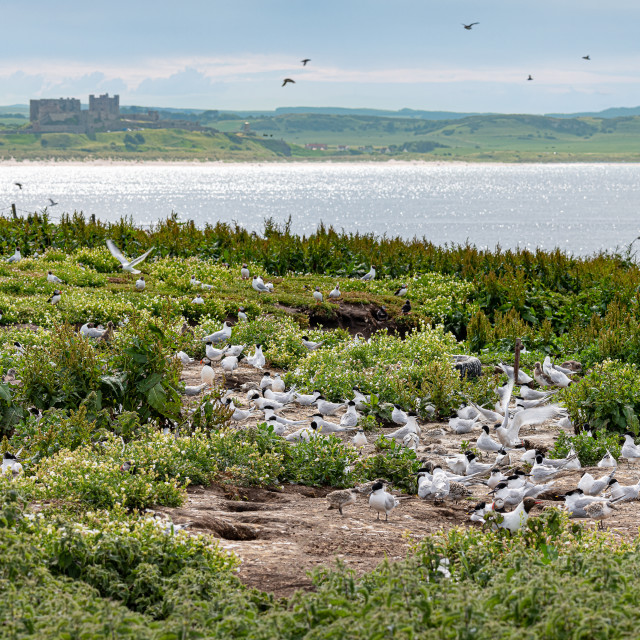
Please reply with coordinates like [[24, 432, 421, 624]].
[[462, 22, 479, 30], [527, 75, 533, 81], [106, 239, 154, 274], [48, 198, 58, 207], [14, 182, 22, 189], [301, 59, 311, 66], [582, 55, 591, 60], [282, 78, 295, 87]]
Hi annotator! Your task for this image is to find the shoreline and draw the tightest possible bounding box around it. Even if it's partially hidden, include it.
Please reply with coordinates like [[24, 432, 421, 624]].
[[0, 158, 637, 167]]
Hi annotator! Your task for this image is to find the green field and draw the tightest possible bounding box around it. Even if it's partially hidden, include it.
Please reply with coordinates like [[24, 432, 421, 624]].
[[2, 111, 640, 161]]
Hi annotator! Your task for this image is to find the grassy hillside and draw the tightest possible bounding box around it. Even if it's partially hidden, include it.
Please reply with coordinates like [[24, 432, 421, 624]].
[[213, 112, 640, 161], [2, 111, 640, 161], [0, 128, 292, 161]]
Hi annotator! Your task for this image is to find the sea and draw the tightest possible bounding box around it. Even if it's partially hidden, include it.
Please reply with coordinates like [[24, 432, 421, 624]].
[[1, 162, 639, 256]]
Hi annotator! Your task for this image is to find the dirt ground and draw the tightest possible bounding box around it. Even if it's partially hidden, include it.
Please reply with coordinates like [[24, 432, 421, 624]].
[[166, 360, 640, 597]]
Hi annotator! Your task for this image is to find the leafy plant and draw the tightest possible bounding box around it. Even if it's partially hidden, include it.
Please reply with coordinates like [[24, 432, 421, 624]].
[[559, 360, 640, 434], [549, 430, 622, 466], [354, 437, 421, 493]]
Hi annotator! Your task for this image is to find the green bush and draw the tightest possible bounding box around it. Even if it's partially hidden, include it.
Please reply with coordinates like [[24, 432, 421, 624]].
[[281, 434, 358, 487], [17, 323, 103, 411], [559, 360, 640, 433], [549, 430, 622, 466], [353, 437, 421, 493]]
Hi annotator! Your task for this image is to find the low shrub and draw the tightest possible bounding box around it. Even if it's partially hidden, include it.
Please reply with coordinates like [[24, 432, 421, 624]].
[[549, 430, 622, 466], [559, 359, 640, 434], [281, 434, 358, 487], [353, 437, 421, 493]]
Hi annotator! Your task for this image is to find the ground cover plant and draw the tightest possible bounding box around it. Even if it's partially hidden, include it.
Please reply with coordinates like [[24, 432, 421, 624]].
[[0, 212, 640, 637]]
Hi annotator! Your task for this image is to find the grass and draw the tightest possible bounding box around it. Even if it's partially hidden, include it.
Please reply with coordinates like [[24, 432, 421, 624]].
[[3, 111, 640, 160]]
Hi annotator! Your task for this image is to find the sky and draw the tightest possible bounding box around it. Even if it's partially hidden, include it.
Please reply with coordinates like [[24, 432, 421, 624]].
[[1, 0, 640, 114]]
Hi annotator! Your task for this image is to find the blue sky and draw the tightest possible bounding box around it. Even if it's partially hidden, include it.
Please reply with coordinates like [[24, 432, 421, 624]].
[[2, 0, 639, 113]]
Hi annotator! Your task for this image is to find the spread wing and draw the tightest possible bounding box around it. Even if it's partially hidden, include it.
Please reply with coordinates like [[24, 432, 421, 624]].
[[106, 239, 128, 265], [498, 363, 515, 416], [510, 405, 563, 437], [128, 247, 155, 268]]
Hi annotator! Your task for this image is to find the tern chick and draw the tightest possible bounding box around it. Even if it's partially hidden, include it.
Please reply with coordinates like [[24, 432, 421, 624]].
[[326, 489, 358, 516]]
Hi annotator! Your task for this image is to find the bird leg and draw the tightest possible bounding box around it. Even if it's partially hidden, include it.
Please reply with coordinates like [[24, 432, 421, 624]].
[[339, 506, 343, 516]]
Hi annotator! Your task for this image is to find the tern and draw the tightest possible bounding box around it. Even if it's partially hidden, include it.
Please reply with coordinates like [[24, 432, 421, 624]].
[[352, 428, 367, 448], [340, 401, 359, 427], [315, 396, 346, 415], [311, 418, 355, 434], [327, 489, 358, 516], [202, 321, 232, 344], [620, 434, 640, 464], [477, 425, 503, 453], [295, 390, 321, 406], [369, 481, 399, 521], [106, 239, 154, 274], [578, 469, 615, 496], [360, 265, 376, 281], [607, 478, 640, 503], [302, 336, 325, 350], [135, 276, 145, 291], [246, 345, 266, 369], [174, 351, 193, 365], [313, 287, 323, 303], [329, 284, 341, 299], [5, 247, 21, 263], [252, 275, 271, 293], [183, 383, 207, 396], [585, 500, 617, 529], [241, 264, 250, 280]]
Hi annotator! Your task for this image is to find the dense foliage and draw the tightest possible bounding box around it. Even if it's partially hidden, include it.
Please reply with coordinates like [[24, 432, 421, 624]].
[[0, 213, 638, 638]]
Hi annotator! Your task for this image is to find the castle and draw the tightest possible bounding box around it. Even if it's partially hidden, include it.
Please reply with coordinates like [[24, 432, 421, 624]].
[[28, 94, 203, 134], [29, 94, 120, 133]]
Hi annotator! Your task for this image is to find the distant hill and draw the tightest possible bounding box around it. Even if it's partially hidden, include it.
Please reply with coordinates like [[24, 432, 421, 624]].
[[5, 103, 640, 120], [3, 107, 640, 162], [546, 106, 640, 119]]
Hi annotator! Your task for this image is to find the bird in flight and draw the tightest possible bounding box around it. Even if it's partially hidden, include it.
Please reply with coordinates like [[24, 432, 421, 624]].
[[282, 78, 295, 87], [48, 198, 58, 207], [527, 75, 533, 81], [462, 22, 479, 30], [582, 55, 591, 60], [13, 182, 22, 189], [301, 58, 311, 66]]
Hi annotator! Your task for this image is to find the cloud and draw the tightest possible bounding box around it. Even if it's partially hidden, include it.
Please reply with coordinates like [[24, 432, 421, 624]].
[[1, 54, 640, 111]]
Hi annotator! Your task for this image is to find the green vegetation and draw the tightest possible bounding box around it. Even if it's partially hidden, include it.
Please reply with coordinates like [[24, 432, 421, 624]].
[[5, 487, 640, 639], [4, 111, 640, 160], [1, 212, 640, 636]]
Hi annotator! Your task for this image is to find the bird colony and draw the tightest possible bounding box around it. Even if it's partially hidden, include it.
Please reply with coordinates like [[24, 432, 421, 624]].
[[3, 229, 640, 638], [2, 239, 635, 538]]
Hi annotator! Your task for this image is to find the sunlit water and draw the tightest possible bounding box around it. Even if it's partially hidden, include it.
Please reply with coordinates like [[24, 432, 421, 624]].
[[1, 162, 639, 256]]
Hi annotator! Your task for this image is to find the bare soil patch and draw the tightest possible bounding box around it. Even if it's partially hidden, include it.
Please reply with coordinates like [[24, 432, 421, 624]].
[[172, 361, 640, 597]]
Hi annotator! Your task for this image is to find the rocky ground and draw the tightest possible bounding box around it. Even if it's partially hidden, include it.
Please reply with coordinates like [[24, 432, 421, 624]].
[[165, 361, 640, 597]]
